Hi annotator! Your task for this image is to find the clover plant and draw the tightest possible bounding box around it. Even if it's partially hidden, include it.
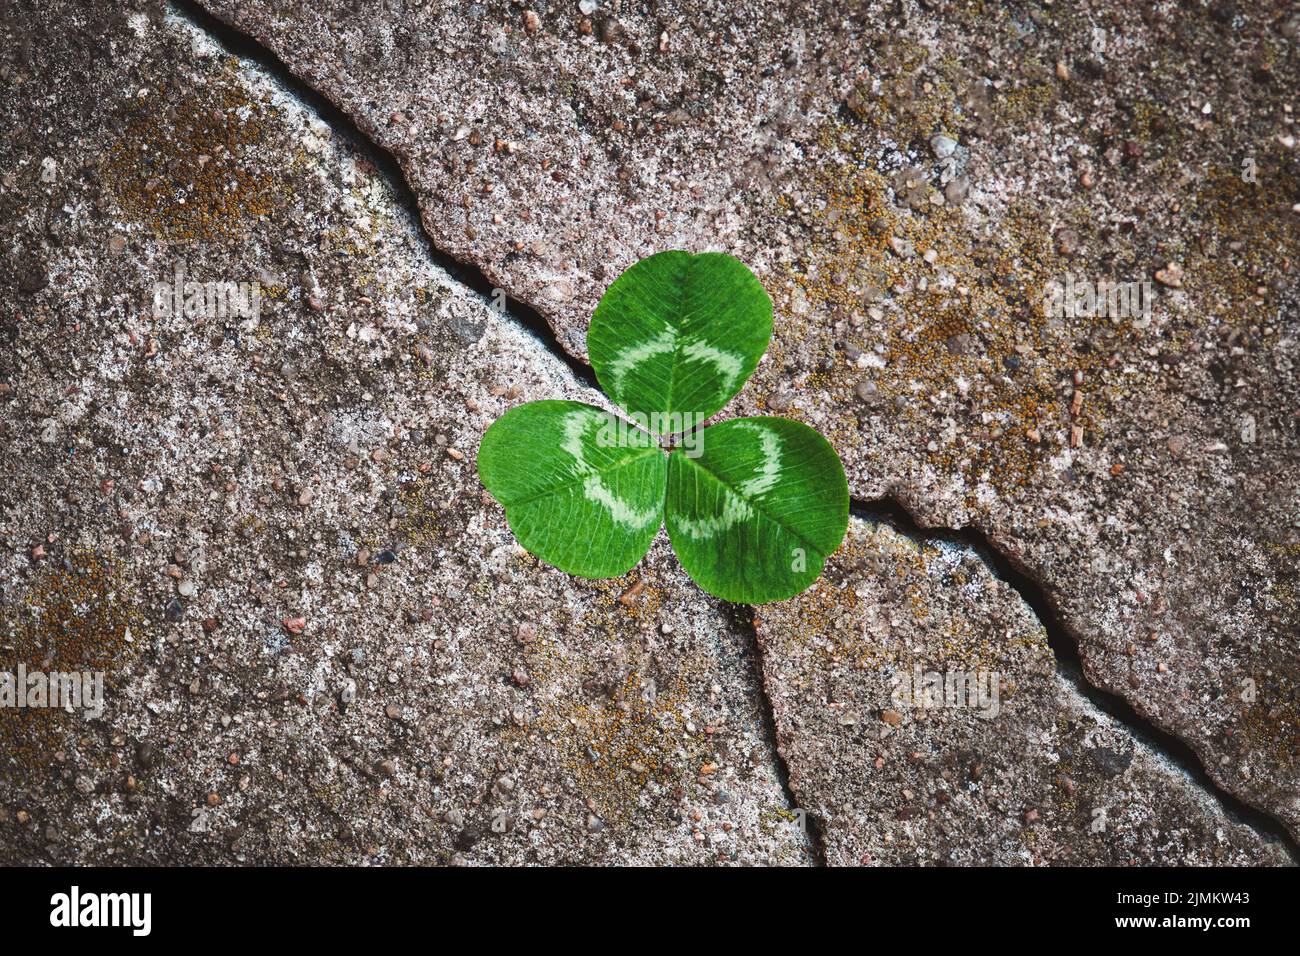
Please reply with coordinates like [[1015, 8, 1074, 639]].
[[476, 250, 848, 604]]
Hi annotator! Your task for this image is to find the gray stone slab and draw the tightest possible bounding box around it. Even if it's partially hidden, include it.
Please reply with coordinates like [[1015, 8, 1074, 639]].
[[193, 0, 1300, 837], [754, 518, 1290, 865], [0, 3, 810, 865]]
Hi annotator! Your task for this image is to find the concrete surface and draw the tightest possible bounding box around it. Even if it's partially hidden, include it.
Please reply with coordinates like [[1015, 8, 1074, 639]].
[[1, 0, 1296, 863]]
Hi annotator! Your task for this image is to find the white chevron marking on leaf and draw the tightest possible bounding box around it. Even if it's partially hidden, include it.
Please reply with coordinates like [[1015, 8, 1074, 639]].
[[680, 338, 745, 390], [603, 328, 677, 398], [674, 488, 753, 540], [560, 408, 657, 529], [560, 408, 597, 474], [583, 475, 660, 529], [735, 422, 782, 496]]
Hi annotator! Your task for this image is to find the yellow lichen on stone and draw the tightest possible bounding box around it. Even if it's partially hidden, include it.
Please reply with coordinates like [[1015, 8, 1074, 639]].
[[102, 74, 278, 242], [0, 551, 144, 781]]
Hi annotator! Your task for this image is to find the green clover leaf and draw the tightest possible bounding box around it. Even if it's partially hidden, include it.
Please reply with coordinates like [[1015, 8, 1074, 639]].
[[665, 417, 848, 604], [476, 400, 665, 578], [586, 250, 773, 431], [478, 252, 848, 604]]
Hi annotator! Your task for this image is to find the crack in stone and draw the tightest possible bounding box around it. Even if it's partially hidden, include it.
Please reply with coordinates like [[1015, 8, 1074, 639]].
[[721, 604, 828, 866], [170, 0, 599, 393], [171, 0, 814, 861], [851, 497, 1300, 863], [172, 0, 1297, 865]]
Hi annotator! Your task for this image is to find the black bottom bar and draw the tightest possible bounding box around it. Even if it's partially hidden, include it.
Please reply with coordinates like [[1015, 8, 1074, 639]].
[[0, 866, 1286, 941]]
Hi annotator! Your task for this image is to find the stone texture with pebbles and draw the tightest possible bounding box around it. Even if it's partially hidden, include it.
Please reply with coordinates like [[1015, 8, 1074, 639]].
[[0, 3, 809, 865], [194, 0, 1300, 836], [754, 518, 1290, 865]]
